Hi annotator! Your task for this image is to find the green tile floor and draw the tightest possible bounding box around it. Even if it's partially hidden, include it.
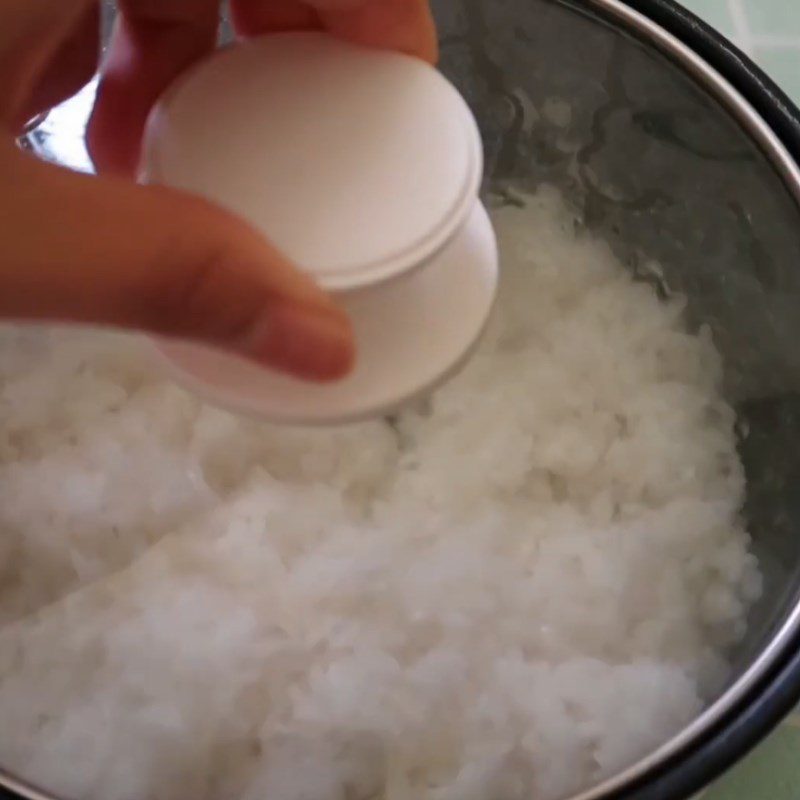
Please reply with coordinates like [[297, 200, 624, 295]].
[[677, 6, 800, 800], [683, 0, 800, 105]]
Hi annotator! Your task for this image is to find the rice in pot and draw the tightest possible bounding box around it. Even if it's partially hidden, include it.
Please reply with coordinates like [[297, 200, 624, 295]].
[[0, 188, 761, 800]]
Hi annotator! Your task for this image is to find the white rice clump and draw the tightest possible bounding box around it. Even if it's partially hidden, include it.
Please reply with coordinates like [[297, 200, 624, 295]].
[[0, 188, 761, 800]]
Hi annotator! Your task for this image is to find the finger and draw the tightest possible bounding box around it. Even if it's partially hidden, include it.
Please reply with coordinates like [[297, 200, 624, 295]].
[[87, 0, 219, 177], [0, 0, 95, 127], [315, 0, 437, 63], [230, 0, 321, 36], [0, 145, 355, 382], [232, 0, 437, 63], [17, 3, 99, 132]]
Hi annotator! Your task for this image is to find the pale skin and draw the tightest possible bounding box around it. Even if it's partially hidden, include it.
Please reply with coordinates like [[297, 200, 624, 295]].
[[0, 0, 437, 381]]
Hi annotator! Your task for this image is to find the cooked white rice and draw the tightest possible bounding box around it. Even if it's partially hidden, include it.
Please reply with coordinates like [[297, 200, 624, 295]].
[[0, 188, 761, 800]]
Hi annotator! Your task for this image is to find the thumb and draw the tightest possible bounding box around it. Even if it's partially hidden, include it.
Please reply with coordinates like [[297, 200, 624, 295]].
[[0, 146, 355, 382]]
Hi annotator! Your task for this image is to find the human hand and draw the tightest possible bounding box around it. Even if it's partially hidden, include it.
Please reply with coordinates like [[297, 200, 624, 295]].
[[1, 0, 437, 381]]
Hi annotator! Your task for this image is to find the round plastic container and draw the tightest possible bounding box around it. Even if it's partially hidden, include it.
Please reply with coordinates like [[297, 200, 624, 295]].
[[142, 32, 498, 425]]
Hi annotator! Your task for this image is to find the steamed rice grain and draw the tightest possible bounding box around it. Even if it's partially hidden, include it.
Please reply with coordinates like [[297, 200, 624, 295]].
[[0, 188, 760, 800]]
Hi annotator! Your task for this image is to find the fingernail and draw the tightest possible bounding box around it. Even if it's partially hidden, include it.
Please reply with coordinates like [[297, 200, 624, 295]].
[[243, 303, 356, 382]]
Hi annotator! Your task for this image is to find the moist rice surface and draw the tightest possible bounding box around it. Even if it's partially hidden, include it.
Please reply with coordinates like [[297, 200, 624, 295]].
[[0, 188, 761, 800]]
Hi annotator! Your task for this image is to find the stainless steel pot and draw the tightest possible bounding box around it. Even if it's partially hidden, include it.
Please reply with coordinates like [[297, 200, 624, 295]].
[[10, 1, 800, 799]]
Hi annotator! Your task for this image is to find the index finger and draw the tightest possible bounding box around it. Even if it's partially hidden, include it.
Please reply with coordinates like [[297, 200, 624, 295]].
[[87, 0, 220, 176], [231, 0, 438, 63]]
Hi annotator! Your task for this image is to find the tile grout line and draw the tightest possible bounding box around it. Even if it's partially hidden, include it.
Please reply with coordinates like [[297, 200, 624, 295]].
[[727, 0, 754, 55]]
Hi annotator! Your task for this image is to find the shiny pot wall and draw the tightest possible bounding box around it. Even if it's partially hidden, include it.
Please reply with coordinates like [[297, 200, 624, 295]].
[[10, 1, 800, 799]]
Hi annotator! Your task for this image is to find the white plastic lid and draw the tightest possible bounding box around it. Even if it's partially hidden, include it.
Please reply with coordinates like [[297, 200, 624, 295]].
[[141, 32, 498, 425], [143, 32, 483, 291]]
